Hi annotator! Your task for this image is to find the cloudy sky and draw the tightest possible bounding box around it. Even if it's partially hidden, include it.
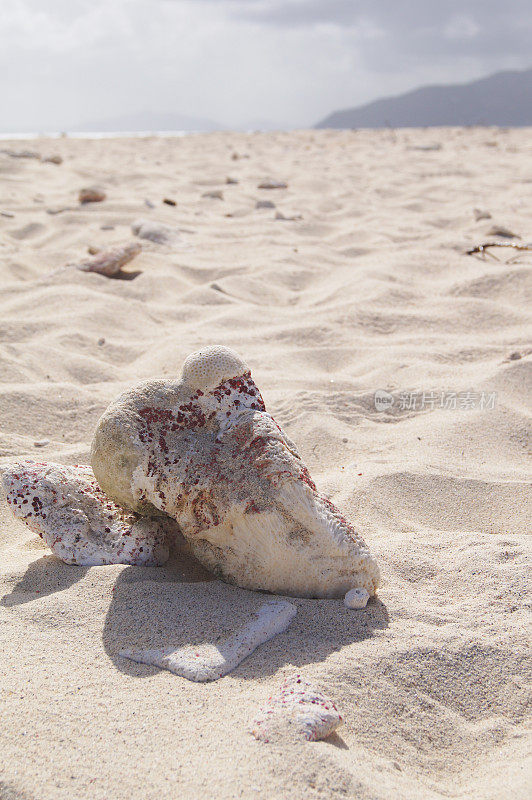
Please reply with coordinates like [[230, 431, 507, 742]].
[[1, 0, 531, 131]]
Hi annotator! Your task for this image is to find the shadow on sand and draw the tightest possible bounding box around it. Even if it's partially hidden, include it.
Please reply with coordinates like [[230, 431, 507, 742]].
[[1, 540, 388, 682], [1, 555, 89, 607], [100, 541, 389, 680]]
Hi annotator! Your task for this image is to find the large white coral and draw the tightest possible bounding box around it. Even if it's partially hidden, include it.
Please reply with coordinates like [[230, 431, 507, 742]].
[[91, 346, 380, 598]]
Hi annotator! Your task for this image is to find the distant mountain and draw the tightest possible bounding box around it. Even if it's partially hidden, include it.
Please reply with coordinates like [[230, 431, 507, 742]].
[[316, 68, 532, 129], [72, 110, 225, 133]]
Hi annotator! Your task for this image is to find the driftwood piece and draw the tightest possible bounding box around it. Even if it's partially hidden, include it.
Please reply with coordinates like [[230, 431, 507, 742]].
[[465, 242, 532, 263]]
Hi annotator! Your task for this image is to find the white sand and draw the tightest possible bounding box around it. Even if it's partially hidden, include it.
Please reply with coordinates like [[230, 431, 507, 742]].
[[0, 128, 530, 800]]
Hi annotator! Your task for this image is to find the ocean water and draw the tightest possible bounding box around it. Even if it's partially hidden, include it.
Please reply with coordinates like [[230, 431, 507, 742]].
[[0, 130, 194, 140]]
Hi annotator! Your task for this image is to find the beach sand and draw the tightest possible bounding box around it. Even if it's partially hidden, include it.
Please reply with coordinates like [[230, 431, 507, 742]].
[[0, 128, 530, 799]]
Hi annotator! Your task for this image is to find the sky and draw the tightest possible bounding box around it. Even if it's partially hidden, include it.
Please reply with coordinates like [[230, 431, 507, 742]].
[[1, 0, 531, 132]]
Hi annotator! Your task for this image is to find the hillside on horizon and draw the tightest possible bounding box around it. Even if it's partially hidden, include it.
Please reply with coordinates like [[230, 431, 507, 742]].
[[316, 68, 532, 129]]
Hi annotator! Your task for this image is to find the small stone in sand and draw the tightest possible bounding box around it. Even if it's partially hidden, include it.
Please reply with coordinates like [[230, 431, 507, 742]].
[[226, 177, 238, 184], [98, 338, 106, 346], [202, 190, 224, 200], [42, 155, 62, 165], [79, 187, 106, 204], [33, 440, 50, 448], [344, 587, 370, 609], [256, 200, 275, 209], [275, 211, 302, 221], [474, 208, 492, 221], [87, 245, 100, 255], [163, 198, 177, 206], [131, 218, 181, 245], [509, 352, 522, 360], [100, 225, 115, 231], [407, 143, 442, 151], [258, 180, 288, 190]]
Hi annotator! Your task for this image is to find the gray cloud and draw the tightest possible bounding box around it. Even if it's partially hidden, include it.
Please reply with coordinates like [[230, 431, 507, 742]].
[[218, 0, 532, 59], [0, 0, 530, 132], [219, 0, 526, 28]]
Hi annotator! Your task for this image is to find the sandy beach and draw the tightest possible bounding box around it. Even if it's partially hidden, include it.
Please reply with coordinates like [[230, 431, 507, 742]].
[[0, 128, 530, 799]]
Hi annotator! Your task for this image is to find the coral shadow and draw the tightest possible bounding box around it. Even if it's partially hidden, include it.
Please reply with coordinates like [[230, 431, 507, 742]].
[[102, 544, 389, 680], [1, 555, 89, 607], [325, 731, 349, 749]]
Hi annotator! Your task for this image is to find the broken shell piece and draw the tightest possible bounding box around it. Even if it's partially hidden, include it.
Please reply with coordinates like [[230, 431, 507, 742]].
[[46, 207, 72, 215], [131, 218, 181, 245], [75, 242, 142, 277], [275, 211, 302, 221], [1, 462, 170, 566], [258, 180, 288, 189], [79, 187, 106, 204], [120, 599, 296, 681], [251, 677, 342, 742], [344, 587, 369, 609], [91, 345, 380, 599]]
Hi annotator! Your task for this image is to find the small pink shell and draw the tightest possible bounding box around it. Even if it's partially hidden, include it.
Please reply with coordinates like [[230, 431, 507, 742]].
[[76, 243, 141, 276], [251, 676, 342, 742]]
